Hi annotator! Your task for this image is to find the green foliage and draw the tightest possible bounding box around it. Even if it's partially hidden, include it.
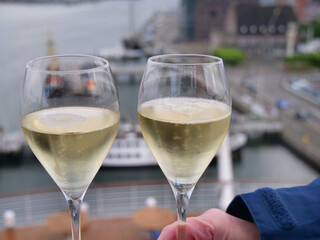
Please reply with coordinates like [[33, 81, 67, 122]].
[[211, 47, 245, 65], [311, 16, 320, 38], [285, 53, 320, 67], [299, 15, 320, 41], [284, 53, 320, 71]]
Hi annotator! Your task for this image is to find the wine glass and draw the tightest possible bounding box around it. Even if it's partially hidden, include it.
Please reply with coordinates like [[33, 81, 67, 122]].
[[21, 55, 119, 240], [138, 54, 231, 239]]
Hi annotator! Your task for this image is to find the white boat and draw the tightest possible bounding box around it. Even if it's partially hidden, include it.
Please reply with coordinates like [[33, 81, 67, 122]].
[[97, 45, 145, 61], [0, 130, 25, 155], [229, 132, 248, 153], [103, 134, 157, 167], [102, 124, 248, 168]]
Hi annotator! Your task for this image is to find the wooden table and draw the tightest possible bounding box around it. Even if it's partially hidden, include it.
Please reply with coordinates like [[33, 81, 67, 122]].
[[0, 217, 150, 240], [45, 211, 90, 235], [132, 206, 176, 231]]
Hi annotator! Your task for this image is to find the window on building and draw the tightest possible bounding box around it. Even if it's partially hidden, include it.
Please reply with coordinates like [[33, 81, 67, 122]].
[[268, 24, 276, 34], [278, 25, 286, 33], [250, 25, 258, 34], [259, 25, 267, 34], [260, 0, 275, 6], [210, 10, 216, 18], [240, 25, 248, 34]]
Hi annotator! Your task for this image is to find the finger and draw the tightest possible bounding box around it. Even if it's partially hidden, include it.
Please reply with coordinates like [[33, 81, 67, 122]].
[[196, 209, 260, 240], [158, 222, 179, 240], [158, 221, 201, 240], [158, 212, 218, 240], [187, 215, 216, 240], [159, 218, 216, 240]]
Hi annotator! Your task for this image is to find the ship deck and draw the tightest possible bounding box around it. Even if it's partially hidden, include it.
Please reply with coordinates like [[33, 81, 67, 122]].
[[0, 179, 307, 240], [0, 216, 150, 240]]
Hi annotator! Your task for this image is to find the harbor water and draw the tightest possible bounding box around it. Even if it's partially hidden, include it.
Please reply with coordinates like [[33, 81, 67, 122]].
[[0, 139, 318, 195], [0, 1, 319, 196], [0, 0, 179, 132]]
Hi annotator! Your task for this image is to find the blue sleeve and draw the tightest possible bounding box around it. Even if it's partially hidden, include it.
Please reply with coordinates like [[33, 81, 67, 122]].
[[226, 178, 320, 240]]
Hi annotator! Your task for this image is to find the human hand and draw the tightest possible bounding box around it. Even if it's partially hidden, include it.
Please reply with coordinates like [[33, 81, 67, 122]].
[[158, 209, 261, 240]]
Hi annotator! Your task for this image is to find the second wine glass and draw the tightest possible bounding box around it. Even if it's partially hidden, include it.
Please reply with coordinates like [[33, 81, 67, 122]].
[[138, 54, 231, 239]]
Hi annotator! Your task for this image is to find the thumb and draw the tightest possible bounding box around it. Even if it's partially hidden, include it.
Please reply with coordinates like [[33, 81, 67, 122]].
[[158, 213, 217, 240], [194, 209, 260, 240], [158, 209, 260, 240]]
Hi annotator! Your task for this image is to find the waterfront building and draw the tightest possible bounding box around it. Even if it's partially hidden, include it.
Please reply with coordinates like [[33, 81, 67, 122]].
[[180, 0, 320, 56], [214, 3, 296, 56]]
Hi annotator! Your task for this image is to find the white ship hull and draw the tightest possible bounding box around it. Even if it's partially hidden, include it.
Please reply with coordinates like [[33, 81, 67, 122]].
[[102, 125, 247, 167]]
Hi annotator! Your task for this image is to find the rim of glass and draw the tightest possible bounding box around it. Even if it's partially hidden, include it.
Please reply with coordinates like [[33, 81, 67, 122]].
[[148, 54, 223, 66], [26, 54, 110, 74]]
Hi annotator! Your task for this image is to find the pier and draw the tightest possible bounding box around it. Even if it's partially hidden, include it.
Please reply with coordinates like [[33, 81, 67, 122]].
[[111, 64, 145, 79], [231, 121, 282, 138]]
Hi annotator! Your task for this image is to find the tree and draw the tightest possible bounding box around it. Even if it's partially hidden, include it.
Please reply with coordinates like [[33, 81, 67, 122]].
[[311, 16, 320, 38], [211, 47, 245, 65]]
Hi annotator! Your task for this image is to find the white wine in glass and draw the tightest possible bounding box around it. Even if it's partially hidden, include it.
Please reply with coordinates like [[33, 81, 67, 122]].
[[21, 55, 119, 240], [138, 54, 231, 239]]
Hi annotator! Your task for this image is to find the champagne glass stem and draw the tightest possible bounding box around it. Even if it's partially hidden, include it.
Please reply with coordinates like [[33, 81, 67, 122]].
[[177, 192, 189, 222], [172, 186, 194, 240], [66, 196, 83, 240], [176, 192, 189, 240]]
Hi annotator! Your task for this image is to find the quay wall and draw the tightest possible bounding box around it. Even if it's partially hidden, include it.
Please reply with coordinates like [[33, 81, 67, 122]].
[[231, 81, 320, 170]]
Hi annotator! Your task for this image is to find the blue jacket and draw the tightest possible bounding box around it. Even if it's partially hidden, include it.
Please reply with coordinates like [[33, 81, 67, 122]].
[[226, 178, 320, 240]]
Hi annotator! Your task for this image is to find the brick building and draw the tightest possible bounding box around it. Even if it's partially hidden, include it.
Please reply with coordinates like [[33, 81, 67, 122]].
[[180, 0, 315, 40], [180, 0, 258, 40]]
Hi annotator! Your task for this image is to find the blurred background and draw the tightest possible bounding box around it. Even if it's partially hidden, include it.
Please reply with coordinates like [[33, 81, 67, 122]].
[[0, 0, 319, 239]]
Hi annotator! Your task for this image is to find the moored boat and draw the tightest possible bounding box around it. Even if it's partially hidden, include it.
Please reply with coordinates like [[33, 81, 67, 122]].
[[102, 124, 248, 167]]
